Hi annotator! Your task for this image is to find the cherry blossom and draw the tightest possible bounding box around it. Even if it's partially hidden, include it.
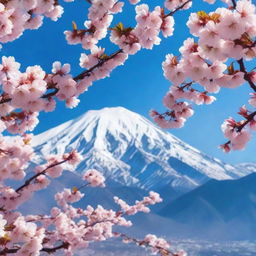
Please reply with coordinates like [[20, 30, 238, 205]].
[[153, 0, 256, 152], [0, 0, 254, 255]]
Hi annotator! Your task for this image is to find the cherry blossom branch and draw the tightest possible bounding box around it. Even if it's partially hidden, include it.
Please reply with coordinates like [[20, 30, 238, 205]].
[[72, 183, 89, 194], [41, 242, 69, 253], [231, 0, 237, 8], [0, 49, 123, 105], [164, 0, 192, 18], [0, 242, 69, 255], [237, 111, 256, 132], [222, 110, 256, 150], [15, 159, 68, 193], [73, 49, 123, 81], [237, 58, 256, 92], [41, 87, 59, 99], [114, 232, 177, 256]]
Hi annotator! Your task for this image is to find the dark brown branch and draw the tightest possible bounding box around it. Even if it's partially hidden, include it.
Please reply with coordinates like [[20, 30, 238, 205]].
[[72, 182, 89, 194], [0, 242, 69, 255], [15, 159, 68, 193], [237, 58, 256, 92], [41, 242, 69, 253], [73, 49, 123, 81], [0, 49, 123, 106], [164, 0, 192, 18], [41, 87, 59, 99], [0, 98, 11, 104], [231, 0, 237, 8], [0, 248, 19, 255], [114, 233, 176, 256], [237, 111, 256, 132], [224, 111, 256, 146]]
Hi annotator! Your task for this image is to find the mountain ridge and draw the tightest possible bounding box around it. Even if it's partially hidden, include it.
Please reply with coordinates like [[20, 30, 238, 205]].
[[32, 107, 252, 193]]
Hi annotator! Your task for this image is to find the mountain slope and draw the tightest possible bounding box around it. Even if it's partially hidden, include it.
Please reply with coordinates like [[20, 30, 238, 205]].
[[236, 162, 256, 175], [32, 107, 247, 193], [159, 173, 256, 239]]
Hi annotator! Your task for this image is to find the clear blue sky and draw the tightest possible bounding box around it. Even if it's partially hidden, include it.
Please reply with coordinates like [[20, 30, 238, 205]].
[[2, 0, 255, 164]]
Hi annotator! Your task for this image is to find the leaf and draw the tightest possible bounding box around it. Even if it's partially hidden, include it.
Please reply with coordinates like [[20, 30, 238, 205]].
[[72, 186, 78, 193], [23, 138, 31, 145], [72, 21, 77, 31], [99, 54, 109, 60], [116, 22, 124, 31], [197, 11, 209, 21], [110, 22, 124, 33], [171, 56, 178, 66], [227, 63, 235, 75], [210, 13, 220, 23]]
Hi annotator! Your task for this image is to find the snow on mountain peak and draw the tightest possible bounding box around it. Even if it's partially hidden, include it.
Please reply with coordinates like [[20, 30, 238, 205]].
[[32, 107, 247, 192]]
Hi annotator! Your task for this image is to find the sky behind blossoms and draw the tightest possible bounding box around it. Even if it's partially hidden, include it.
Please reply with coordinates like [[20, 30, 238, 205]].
[[2, 0, 255, 164]]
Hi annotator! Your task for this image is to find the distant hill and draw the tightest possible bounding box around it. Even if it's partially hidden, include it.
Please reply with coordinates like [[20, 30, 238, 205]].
[[160, 173, 256, 239]]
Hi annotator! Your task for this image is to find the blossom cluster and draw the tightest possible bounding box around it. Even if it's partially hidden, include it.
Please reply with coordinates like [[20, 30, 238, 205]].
[[0, 0, 74, 44], [164, 0, 192, 12], [110, 4, 175, 55], [114, 191, 162, 215], [0, 51, 128, 134], [0, 175, 164, 256], [152, 0, 256, 150], [220, 105, 256, 152], [82, 169, 106, 187], [116, 232, 187, 256], [65, 0, 124, 50], [0, 134, 33, 181]]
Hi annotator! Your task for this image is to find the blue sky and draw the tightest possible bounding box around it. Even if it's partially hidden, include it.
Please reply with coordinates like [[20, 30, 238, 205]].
[[2, 0, 255, 164]]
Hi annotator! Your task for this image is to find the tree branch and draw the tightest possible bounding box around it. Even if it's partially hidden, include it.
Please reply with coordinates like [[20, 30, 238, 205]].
[[114, 233, 177, 256], [73, 49, 123, 81], [231, 0, 237, 8], [164, 0, 192, 18], [237, 58, 256, 92], [224, 111, 256, 147], [41, 87, 59, 99], [237, 111, 256, 132], [0, 49, 123, 106], [0, 242, 69, 255], [15, 158, 68, 193], [41, 242, 69, 253]]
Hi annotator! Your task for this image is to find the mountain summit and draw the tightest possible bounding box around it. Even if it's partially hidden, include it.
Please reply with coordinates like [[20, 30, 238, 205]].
[[32, 107, 248, 192]]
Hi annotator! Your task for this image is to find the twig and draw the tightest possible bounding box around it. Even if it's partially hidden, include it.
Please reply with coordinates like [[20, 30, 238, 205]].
[[0, 242, 69, 255], [237, 58, 256, 92], [164, 0, 192, 18], [15, 159, 68, 193]]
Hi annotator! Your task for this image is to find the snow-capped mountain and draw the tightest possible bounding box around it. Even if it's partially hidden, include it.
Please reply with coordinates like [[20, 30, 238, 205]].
[[236, 163, 256, 175], [32, 107, 247, 192]]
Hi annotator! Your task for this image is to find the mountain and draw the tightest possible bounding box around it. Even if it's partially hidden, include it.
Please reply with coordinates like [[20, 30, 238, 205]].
[[32, 107, 248, 194], [236, 162, 256, 175], [159, 173, 256, 240], [25, 107, 256, 242]]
